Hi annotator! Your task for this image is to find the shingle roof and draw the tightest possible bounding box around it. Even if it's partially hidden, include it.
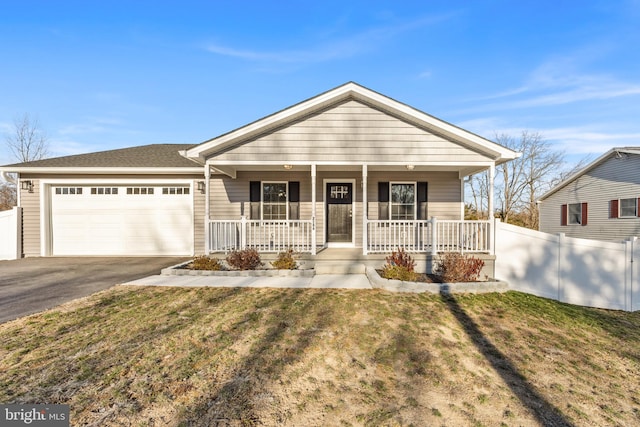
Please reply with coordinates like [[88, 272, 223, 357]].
[[1, 144, 201, 169]]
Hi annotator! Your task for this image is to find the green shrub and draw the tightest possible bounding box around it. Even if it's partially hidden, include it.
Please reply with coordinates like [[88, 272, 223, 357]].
[[434, 252, 485, 282], [381, 264, 419, 282], [189, 255, 224, 271], [381, 248, 418, 281], [226, 248, 263, 270], [271, 249, 298, 270]]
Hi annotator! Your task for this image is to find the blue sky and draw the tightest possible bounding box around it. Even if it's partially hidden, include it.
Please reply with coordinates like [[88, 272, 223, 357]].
[[1, 0, 639, 168]]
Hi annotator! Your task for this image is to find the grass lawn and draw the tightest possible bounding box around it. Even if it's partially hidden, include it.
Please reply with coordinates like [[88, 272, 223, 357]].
[[1, 286, 639, 426]]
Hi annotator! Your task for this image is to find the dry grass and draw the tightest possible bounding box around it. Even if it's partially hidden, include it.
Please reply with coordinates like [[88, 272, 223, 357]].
[[1, 286, 639, 426]]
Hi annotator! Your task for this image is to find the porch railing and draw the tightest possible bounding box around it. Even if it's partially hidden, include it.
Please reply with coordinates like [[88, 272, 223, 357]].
[[366, 219, 491, 254], [208, 218, 491, 254], [209, 218, 314, 253]]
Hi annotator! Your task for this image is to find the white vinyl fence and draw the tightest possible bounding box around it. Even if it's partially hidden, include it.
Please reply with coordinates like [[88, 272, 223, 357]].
[[494, 220, 639, 312], [0, 207, 21, 260]]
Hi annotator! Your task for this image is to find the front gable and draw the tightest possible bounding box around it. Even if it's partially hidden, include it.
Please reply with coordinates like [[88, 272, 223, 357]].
[[185, 82, 519, 174], [210, 99, 490, 164]]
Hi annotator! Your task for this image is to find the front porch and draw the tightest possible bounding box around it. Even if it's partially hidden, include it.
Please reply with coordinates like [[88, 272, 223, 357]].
[[207, 217, 493, 256]]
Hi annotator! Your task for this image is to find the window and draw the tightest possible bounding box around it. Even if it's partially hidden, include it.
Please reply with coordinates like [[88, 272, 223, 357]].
[[262, 182, 287, 220], [55, 187, 82, 195], [390, 183, 415, 220], [620, 198, 637, 217], [568, 203, 582, 225], [91, 187, 118, 195], [162, 186, 190, 195], [127, 187, 154, 195]]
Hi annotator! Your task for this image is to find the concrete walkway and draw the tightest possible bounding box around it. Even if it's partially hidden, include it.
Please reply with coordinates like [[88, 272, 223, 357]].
[[123, 273, 373, 289]]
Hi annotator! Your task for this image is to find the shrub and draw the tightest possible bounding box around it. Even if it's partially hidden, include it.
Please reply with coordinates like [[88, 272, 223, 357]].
[[271, 249, 298, 270], [385, 248, 416, 271], [434, 252, 485, 282], [381, 264, 419, 282], [381, 248, 418, 281], [226, 248, 263, 270], [189, 255, 224, 271]]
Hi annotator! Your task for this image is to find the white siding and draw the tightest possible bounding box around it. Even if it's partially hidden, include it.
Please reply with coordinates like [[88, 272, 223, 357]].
[[539, 153, 640, 241], [212, 100, 488, 163]]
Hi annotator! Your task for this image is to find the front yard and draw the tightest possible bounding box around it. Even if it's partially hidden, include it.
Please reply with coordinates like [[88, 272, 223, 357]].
[[1, 286, 639, 426]]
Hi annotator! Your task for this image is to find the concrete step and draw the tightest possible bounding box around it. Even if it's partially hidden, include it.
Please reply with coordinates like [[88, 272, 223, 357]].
[[314, 261, 366, 275]]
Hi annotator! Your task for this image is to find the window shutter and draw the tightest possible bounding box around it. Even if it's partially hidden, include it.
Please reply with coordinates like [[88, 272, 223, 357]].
[[417, 182, 428, 220], [561, 204, 567, 226], [610, 200, 619, 219], [249, 181, 261, 219], [581, 202, 588, 226], [378, 182, 389, 220], [288, 181, 300, 220], [637, 198, 640, 218]]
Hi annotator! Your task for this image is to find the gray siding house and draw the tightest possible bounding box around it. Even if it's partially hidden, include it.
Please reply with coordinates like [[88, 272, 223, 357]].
[[539, 147, 640, 241], [1, 82, 518, 259]]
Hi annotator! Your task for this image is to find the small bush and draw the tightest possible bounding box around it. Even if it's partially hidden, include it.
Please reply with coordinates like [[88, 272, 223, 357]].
[[381, 264, 419, 282], [434, 252, 485, 282], [226, 248, 263, 271], [271, 249, 298, 270], [189, 255, 224, 271], [381, 248, 418, 281]]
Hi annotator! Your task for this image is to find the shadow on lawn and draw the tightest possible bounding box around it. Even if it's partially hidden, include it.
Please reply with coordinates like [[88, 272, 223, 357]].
[[179, 288, 335, 426], [441, 292, 574, 427]]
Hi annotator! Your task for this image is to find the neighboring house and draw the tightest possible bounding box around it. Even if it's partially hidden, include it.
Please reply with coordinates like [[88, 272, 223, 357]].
[[538, 147, 640, 241], [0, 82, 518, 258]]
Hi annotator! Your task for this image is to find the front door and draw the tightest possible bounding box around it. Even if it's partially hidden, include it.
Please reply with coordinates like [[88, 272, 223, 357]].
[[326, 183, 353, 243]]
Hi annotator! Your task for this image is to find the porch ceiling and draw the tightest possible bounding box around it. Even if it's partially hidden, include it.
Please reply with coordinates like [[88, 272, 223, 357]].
[[209, 163, 490, 177]]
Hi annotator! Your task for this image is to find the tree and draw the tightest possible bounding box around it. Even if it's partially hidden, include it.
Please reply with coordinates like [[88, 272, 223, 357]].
[[6, 113, 50, 163], [1, 113, 50, 210], [466, 131, 565, 229]]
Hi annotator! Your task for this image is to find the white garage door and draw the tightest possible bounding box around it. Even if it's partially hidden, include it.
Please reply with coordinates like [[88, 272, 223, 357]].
[[50, 184, 194, 256]]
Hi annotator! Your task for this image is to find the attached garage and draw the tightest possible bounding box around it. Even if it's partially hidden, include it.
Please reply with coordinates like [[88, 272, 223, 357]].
[[48, 183, 194, 256]]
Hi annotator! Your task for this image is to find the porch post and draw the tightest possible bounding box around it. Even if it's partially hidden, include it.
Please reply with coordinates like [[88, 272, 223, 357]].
[[362, 164, 368, 255], [204, 163, 211, 254], [311, 164, 317, 255], [488, 164, 495, 220]]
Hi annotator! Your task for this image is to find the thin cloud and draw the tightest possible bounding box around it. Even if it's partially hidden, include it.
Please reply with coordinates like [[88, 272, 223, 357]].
[[205, 13, 455, 65]]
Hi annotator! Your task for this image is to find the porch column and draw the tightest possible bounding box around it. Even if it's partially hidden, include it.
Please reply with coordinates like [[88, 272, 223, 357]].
[[362, 164, 368, 255], [204, 163, 211, 254], [488, 164, 495, 220], [311, 164, 317, 255]]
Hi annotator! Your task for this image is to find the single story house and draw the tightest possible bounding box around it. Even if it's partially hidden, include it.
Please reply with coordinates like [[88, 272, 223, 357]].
[[1, 82, 518, 259], [538, 147, 640, 241]]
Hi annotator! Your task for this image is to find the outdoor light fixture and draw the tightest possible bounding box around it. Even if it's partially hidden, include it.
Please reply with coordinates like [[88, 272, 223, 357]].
[[197, 181, 206, 193], [21, 180, 33, 193], [406, 164, 415, 170], [283, 164, 293, 170]]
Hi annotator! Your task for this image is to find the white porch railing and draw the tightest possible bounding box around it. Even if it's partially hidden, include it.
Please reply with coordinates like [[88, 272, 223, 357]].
[[209, 218, 314, 253], [209, 218, 491, 254], [366, 219, 491, 254]]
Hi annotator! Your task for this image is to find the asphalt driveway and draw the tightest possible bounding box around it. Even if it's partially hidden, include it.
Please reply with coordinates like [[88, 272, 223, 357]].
[[0, 257, 189, 323]]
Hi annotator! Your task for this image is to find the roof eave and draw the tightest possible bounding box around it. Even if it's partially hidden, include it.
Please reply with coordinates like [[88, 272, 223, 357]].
[[0, 166, 205, 175]]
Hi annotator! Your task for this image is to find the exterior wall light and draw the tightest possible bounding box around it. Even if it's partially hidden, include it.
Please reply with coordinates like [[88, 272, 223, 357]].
[[406, 165, 415, 170], [283, 164, 293, 170], [197, 181, 206, 194], [21, 180, 34, 193]]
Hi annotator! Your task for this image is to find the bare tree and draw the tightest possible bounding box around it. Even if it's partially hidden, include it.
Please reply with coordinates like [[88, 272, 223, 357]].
[[0, 183, 17, 210], [6, 113, 50, 162], [466, 131, 565, 229], [1, 113, 50, 210]]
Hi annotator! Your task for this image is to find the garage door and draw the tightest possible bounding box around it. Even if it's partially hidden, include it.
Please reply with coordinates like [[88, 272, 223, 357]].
[[50, 184, 194, 256]]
